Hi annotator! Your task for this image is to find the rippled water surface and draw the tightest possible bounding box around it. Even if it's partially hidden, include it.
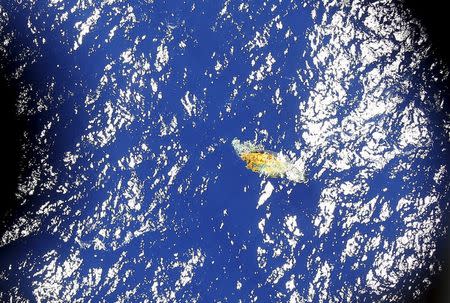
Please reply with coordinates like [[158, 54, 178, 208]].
[[0, 0, 449, 301]]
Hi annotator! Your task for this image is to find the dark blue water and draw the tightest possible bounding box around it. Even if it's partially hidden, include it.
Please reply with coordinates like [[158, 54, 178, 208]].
[[0, 0, 449, 302]]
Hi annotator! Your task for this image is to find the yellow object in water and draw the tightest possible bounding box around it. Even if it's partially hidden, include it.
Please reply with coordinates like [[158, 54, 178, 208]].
[[232, 138, 307, 183], [240, 151, 288, 177]]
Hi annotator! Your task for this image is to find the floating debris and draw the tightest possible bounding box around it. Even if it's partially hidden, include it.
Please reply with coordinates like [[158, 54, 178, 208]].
[[232, 138, 307, 183]]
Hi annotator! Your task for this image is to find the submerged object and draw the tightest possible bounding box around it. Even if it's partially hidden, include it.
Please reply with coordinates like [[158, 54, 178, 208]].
[[232, 138, 307, 183]]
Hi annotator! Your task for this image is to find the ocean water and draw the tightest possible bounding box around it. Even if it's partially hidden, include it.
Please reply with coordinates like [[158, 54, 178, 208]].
[[0, 0, 449, 302]]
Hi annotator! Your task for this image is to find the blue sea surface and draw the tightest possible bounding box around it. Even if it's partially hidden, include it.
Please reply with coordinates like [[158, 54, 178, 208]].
[[0, 0, 449, 302]]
